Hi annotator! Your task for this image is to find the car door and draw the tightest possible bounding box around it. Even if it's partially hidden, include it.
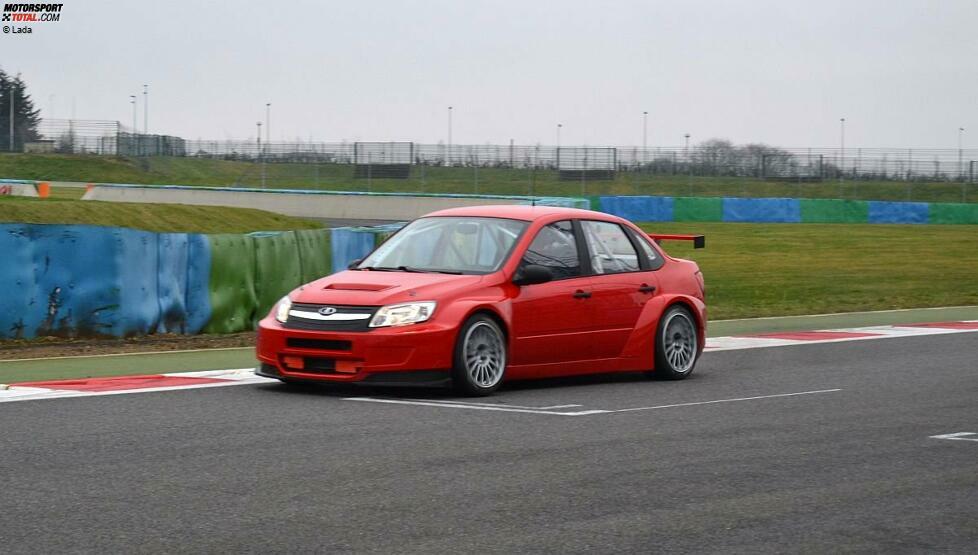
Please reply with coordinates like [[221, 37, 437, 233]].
[[509, 220, 594, 366], [579, 219, 659, 359]]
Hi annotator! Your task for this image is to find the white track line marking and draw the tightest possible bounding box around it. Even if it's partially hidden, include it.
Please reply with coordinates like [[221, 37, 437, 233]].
[[930, 432, 978, 442], [404, 398, 583, 410], [342, 397, 608, 416], [344, 388, 841, 417], [611, 388, 842, 413]]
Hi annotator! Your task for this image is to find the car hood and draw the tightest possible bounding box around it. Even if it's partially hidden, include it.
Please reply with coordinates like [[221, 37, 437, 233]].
[[292, 270, 486, 306]]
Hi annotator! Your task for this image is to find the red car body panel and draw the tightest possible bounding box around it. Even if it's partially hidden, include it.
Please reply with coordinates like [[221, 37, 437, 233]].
[[256, 205, 706, 385]]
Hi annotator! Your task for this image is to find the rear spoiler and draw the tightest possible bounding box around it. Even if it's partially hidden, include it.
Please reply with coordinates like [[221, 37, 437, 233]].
[[647, 233, 705, 249]]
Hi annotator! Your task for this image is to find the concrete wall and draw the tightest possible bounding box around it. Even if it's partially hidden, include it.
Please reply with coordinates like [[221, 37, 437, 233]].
[[82, 184, 539, 221], [0, 180, 39, 197]]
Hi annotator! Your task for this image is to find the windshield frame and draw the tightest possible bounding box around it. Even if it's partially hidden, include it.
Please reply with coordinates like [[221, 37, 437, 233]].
[[354, 215, 530, 275]]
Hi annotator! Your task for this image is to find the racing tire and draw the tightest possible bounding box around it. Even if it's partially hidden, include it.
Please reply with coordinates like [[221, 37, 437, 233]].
[[651, 305, 698, 380], [452, 314, 507, 396]]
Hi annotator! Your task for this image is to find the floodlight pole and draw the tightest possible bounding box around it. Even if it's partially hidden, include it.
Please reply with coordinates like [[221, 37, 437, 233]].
[[257, 122, 265, 188], [143, 84, 148, 134], [447, 106, 453, 166], [839, 117, 846, 180], [130, 95, 137, 155], [642, 111, 648, 165], [959, 127, 965, 179], [265, 102, 271, 151]]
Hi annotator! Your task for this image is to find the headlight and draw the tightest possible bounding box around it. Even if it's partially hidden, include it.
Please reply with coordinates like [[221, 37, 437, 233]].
[[369, 301, 436, 328], [274, 296, 292, 323]]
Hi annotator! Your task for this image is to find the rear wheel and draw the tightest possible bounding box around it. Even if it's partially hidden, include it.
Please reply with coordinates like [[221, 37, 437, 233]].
[[652, 305, 698, 380], [452, 315, 507, 396]]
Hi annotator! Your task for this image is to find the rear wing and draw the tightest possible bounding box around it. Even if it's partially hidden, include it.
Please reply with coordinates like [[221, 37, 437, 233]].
[[647, 233, 705, 249]]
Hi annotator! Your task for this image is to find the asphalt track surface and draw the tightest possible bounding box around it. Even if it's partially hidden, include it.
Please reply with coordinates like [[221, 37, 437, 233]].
[[2, 333, 976, 553]]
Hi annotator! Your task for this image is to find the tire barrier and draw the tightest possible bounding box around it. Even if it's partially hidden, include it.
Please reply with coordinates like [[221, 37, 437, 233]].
[[867, 201, 929, 224], [596, 196, 978, 225], [0, 224, 211, 339], [0, 223, 394, 339]]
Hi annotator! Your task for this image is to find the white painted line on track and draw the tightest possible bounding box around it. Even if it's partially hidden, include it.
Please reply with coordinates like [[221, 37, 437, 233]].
[[611, 388, 843, 413], [929, 432, 978, 442], [406, 398, 584, 410], [342, 397, 610, 416], [344, 388, 842, 417]]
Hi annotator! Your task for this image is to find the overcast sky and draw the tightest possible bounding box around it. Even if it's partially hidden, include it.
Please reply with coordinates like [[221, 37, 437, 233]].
[[4, 0, 976, 148]]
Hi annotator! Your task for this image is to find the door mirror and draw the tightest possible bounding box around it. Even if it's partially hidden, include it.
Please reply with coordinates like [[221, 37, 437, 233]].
[[347, 258, 363, 270], [513, 264, 553, 286]]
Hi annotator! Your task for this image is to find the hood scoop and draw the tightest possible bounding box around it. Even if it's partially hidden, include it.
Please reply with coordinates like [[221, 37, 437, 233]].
[[323, 283, 395, 292]]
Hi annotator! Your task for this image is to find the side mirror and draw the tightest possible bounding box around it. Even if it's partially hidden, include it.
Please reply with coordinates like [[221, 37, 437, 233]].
[[513, 264, 553, 286], [347, 258, 363, 270]]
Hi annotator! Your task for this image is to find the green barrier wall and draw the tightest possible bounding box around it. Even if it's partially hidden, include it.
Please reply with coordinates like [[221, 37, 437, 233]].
[[673, 197, 724, 222], [205, 229, 333, 334], [800, 199, 869, 223], [252, 232, 304, 326], [205, 234, 259, 334], [295, 229, 333, 283], [588, 196, 603, 212], [929, 203, 978, 225]]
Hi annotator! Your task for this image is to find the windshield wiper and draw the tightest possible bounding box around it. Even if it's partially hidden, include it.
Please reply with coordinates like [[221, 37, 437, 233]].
[[357, 265, 463, 275], [397, 266, 463, 275]]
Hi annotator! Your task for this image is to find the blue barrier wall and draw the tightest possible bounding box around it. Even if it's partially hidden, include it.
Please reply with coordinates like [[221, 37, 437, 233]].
[[722, 198, 801, 223], [867, 201, 929, 224], [0, 224, 212, 339], [599, 196, 674, 222], [330, 228, 380, 272]]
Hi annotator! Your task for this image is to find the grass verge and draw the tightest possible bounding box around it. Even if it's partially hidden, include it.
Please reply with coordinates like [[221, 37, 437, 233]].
[[2, 153, 976, 203], [640, 222, 978, 319], [0, 195, 322, 233]]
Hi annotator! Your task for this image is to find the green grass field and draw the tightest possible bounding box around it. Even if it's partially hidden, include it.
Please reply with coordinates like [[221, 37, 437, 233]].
[[3, 153, 976, 203], [639, 222, 978, 319], [0, 195, 322, 233]]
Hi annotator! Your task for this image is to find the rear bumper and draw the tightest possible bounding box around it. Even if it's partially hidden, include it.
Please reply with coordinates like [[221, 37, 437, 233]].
[[256, 316, 457, 383]]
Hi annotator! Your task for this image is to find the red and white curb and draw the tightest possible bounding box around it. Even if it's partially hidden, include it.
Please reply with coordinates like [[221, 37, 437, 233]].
[[0, 369, 275, 403], [1, 321, 976, 404], [704, 320, 978, 352]]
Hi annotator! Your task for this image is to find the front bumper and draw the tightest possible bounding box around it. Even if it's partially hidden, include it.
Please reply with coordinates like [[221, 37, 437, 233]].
[[256, 316, 457, 383]]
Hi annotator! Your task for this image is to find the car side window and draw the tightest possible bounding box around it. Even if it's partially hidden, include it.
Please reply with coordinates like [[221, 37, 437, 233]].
[[625, 227, 665, 271], [581, 220, 640, 275], [520, 220, 582, 280]]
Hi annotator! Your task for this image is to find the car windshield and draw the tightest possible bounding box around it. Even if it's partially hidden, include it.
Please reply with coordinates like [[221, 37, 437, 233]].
[[356, 216, 528, 274]]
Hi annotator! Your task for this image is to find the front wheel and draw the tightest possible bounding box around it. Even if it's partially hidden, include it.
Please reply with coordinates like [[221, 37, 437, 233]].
[[452, 315, 507, 396], [651, 305, 698, 380]]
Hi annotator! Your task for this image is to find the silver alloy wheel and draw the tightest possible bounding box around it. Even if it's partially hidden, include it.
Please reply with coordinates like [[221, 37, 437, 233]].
[[663, 311, 696, 373], [463, 321, 506, 388]]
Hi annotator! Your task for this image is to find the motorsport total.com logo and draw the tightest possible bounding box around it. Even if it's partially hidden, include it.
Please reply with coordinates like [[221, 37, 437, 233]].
[[2, 3, 63, 34]]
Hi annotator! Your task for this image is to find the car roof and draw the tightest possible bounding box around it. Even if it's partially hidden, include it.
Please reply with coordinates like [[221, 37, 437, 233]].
[[424, 204, 620, 222]]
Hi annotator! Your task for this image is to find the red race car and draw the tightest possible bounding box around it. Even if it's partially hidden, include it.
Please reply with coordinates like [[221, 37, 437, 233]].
[[256, 205, 706, 395]]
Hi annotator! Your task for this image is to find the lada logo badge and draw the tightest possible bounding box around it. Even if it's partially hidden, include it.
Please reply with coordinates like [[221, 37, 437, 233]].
[[318, 307, 338, 316]]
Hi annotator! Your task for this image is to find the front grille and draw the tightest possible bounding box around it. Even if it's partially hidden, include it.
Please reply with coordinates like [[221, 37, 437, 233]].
[[286, 338, 353, 351], [284, 303, 378, 332]]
